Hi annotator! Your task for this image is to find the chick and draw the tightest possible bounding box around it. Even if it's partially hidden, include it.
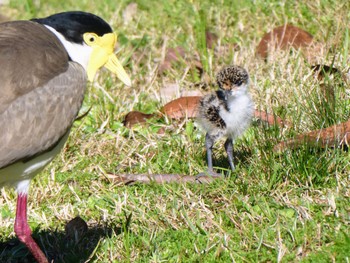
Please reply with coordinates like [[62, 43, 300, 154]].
[[197, 65, 254, 173]]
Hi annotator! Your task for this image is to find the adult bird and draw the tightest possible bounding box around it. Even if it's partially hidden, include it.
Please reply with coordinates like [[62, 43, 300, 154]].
[[0, 11, 131, 262]]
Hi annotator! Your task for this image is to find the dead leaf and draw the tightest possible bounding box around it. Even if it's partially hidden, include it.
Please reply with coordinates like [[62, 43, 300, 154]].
[[274, 119, 350, 152], [161, 96, 202, 119], [256, 24, 315, 59], [123, 111, 156, 128], [158, 61, 172, 74], [254, 110, 290, 127]]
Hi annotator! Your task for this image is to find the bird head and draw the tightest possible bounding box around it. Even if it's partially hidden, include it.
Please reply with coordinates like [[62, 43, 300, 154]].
[[216, 65, 249, 98], [32, 11, 131, 86]]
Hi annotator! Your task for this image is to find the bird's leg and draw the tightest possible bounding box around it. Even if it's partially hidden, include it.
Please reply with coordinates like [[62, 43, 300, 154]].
[[194, 133, 222, 179], [14, 193, 48, 263], [205, 133, 215, 172], [224, 138, 235, 171]]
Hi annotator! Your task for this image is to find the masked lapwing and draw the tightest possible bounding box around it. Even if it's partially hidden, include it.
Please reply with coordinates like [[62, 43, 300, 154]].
[[0, 11, 131, 262], [197, 65, 254, 173]]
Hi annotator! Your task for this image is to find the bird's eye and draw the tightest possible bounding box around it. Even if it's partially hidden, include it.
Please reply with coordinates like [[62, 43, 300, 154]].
[[83, 33, 98, 45]]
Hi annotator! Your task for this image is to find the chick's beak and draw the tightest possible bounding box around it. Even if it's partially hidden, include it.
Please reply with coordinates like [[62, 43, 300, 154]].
[[86, 33, 131, 86]]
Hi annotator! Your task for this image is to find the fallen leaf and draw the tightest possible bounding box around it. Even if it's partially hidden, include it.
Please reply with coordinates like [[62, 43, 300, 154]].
[[123, 111, 156, 128], [254, 109, 290, 127], [161, 96, 202, 119], [158, 61, 172, 73], [256, 24, 315, 59], [274, 119, 350, 152]]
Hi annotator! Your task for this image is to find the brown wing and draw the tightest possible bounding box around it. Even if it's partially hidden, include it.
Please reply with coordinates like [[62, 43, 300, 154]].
[[0, 20, 69, 113], [0, 61, 87, 168]]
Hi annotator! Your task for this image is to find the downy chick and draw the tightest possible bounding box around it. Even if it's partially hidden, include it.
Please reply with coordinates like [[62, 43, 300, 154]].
[[197, 65, 254, 173]]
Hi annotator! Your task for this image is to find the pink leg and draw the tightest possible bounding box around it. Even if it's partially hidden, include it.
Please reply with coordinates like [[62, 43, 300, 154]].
[[14, 193, 49, 263]]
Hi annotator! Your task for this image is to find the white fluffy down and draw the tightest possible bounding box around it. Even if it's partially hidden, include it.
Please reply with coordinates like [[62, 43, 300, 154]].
[[220, 92, 254, 139]]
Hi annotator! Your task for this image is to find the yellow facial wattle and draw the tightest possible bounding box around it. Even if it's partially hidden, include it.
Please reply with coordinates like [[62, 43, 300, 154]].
[[83, 32, 131, 86]]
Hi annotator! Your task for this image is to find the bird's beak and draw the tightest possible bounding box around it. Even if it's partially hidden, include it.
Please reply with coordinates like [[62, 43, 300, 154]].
[[84, 32, 131, 86], [103, 53, 132, 87]]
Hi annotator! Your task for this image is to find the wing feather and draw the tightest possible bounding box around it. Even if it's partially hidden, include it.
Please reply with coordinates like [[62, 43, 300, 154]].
[[0, 20, 69, 113], [0, 62, 87, 168]]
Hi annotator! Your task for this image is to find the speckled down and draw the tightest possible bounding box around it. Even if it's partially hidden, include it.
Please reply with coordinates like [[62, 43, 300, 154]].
[[197, 65, 254, 142]]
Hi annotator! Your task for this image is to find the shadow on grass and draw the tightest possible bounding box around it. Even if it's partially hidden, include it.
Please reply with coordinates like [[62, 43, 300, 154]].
[[202, 147, 253, 176], [0, 213, 132, 263]]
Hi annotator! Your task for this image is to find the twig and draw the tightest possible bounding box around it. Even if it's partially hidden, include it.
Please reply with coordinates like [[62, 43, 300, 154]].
[[105, 173, 219, 185]]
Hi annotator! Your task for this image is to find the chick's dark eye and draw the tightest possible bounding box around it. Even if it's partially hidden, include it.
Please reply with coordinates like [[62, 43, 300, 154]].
[[89, 37, 95, 42]]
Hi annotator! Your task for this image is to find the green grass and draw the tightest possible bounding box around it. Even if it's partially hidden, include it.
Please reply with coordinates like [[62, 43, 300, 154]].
[[0, 0, 349, 262]]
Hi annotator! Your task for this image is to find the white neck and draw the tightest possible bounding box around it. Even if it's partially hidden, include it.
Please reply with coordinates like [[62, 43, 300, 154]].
[[44, 25, 92, 71]]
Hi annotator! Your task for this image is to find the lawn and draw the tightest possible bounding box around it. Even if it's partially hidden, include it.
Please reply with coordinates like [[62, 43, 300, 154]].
[[0, 0, 349, 262]]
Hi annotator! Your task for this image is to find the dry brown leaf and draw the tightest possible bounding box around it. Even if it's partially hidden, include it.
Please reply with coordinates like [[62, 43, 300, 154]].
[[256, 24, 315, 59], [274, 119, 350, 152], [123, 111, 156, 128], [161, 96, 202, 119], [254, 110, 290, 127]]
